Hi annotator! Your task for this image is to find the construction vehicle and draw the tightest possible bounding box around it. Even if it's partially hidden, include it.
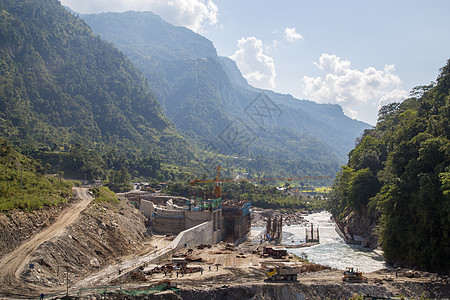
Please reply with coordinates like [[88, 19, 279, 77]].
[[265, 265, 299, 281], [342, 267, 368, 283]]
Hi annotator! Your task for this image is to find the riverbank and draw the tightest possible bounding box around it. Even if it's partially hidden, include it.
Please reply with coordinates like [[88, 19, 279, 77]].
[[251, 209, 388, 273]]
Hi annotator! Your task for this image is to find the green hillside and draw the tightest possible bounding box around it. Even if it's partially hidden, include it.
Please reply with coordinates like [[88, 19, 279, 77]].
[[0, 0, 192, 180], [0, 138, 74, 211], [330, 60, 450, 273]]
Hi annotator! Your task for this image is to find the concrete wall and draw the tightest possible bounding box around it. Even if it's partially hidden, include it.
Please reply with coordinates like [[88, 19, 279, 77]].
[[146, 220, 222, 265], [185, 210, 212, 229], [140, 199, 154, 219], [113, 219, 223, 282], [169, 220, 222, 252]]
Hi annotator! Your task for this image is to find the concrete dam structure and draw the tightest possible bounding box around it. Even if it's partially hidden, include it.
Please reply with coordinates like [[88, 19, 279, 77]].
[[124, 191, 251, 245]]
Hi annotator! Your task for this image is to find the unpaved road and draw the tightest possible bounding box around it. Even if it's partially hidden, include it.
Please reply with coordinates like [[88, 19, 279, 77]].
[[0, 187, 93, 297]]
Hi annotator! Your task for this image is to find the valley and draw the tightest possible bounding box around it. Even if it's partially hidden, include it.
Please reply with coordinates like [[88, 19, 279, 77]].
[[0, 0, 448, 299]]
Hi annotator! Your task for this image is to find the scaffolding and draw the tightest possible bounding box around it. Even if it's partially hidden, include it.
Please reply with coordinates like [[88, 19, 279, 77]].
[[222, 200, 251, 243], [305, 224, 319, 243], [266, 216, 282, 244]]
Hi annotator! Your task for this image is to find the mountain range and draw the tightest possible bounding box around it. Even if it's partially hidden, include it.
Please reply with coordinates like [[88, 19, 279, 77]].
[[0, 0, 370, 180], [81, 11, 371, 175]]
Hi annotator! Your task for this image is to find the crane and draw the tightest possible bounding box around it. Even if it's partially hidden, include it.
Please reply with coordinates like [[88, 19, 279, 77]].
[[190, 166, 332, 199]]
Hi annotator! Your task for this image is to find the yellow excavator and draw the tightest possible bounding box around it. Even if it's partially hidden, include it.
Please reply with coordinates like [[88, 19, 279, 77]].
[[342, 267, 368, 283]]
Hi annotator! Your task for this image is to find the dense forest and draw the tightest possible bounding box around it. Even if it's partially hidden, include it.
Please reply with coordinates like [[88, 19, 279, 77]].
[[330, 60, 450, 273], [0, 0, 348, 186], [0, 0, 194, 182]]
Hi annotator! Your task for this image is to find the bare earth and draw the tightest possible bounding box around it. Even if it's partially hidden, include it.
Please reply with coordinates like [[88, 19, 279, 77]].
[[0, 187, 93, 296]]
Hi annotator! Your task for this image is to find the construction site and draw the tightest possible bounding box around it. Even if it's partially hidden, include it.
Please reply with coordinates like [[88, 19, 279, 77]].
[[0, 172, 449, 299], [123, 192, 251, 245]]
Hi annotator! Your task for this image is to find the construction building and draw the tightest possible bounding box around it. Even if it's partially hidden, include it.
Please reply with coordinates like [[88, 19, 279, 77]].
[[123, 192, 251, 245], [222, 200, 251, 244]]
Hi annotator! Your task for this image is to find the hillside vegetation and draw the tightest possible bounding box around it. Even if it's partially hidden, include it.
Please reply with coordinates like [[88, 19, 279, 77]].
[[0, 138, 74, 211], [0, 0, 192, 181], [330, 60, 450, 273]]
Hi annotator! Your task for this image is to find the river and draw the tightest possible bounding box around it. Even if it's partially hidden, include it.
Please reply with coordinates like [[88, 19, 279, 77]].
[[255, 211, 389, 273]]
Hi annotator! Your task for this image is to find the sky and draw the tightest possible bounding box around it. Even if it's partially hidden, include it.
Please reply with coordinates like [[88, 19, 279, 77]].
[[60, 0, 450, 125]]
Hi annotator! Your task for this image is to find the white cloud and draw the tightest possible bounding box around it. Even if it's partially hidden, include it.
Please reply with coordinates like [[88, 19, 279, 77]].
[[264, 40, 278, 53], [230, 37, 276, 89], [284, 27, 304, 42], [302, 54, 408, 119], [60, 0, 219, 31]]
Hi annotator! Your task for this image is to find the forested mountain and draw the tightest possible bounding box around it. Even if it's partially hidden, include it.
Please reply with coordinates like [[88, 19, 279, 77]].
[[330, 60, 450, 273], [0, 0, 192, 180], [81, 11, 370, 176]]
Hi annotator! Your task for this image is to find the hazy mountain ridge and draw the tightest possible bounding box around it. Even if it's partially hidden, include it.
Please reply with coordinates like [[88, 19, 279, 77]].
[[81, 11, 370, 171], [218, 57, 370, 159]]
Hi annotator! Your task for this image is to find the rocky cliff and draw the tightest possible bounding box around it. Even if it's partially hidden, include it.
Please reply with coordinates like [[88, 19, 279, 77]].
[[334, 210, 379, 249], [0, 202, 68, 258]]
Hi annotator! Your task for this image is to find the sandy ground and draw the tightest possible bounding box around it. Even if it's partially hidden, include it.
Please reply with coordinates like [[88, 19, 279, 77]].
[[99, 240, 448, 296]]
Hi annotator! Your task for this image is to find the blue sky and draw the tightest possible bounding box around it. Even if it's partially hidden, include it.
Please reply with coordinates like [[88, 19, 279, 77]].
[[61, 0, 450, 125]]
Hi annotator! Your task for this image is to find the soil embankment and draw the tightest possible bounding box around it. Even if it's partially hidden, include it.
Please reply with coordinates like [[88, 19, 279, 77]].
[[0, 199, 69, 258], [0, 187, 152, 298], [0, 188, 93, 296]]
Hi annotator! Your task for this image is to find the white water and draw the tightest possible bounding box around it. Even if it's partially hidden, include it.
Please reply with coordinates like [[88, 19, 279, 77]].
[[282, 211, 388, 272]]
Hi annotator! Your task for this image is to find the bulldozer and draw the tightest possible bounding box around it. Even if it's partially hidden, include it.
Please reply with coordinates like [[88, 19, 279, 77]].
[[265, 265, 299, 281], [342, 267, 368, 283]]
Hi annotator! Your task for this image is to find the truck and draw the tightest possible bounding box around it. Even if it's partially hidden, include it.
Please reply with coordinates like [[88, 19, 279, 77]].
[[265, 265, 299, 281], [342, 267, 368, 283]]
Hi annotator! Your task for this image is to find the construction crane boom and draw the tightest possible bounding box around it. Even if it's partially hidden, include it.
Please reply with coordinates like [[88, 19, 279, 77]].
[[190, 166, 332, 199]]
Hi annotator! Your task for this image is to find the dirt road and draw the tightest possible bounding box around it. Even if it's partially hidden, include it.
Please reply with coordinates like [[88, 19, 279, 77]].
[[0, 187, 93, 297]]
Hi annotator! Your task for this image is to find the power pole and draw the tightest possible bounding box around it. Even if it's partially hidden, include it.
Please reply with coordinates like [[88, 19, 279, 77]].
[[57, 266, 70, 297]]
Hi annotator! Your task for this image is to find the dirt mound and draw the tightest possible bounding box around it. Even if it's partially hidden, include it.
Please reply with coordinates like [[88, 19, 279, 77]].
[[21, 199, 150, 289]]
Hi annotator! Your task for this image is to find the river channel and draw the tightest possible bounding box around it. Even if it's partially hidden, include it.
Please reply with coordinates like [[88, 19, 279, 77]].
[[254, 211, 389, 273]]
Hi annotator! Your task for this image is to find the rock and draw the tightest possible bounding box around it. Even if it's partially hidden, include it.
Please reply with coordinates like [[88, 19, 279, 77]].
[[405, 270, 415, 278], [90, 258, 100, 267]]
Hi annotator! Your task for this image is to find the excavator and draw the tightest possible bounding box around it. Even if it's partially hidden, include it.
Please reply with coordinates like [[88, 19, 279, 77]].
[[342, 267, 368, 283]]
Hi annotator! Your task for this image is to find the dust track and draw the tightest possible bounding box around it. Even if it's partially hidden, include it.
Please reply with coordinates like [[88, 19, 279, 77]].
[[0, 187, 93, 297]]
